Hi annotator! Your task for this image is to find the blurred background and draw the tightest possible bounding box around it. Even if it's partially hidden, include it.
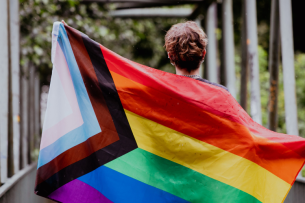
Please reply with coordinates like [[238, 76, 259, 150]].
[[19, 0, 305, 136], [1, 0, 305, 202]]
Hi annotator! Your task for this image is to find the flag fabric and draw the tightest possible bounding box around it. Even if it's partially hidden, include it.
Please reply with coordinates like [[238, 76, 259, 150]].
[[35, 22, 305, 203]]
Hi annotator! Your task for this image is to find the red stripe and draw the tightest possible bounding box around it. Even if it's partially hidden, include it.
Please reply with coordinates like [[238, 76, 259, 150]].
[[110, 69, 304, 185], [99, 45, 305, 185], [99, 44, 305, 158]]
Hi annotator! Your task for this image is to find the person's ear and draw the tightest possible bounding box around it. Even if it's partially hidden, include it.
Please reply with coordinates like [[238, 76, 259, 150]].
[[168, 52, 170, 59], [202, 49, 206, 59]]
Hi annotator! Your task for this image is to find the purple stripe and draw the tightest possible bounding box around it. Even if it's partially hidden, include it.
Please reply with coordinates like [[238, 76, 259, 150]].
[[48, 179, 112, 203]]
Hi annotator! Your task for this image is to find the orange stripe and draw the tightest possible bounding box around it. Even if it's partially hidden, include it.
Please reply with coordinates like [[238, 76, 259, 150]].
[[100, 44, 305, 158], [110, 70, 305, 185]]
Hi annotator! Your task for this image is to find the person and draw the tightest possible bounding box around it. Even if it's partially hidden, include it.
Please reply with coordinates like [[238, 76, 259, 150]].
[[164, 21, 228, 91]]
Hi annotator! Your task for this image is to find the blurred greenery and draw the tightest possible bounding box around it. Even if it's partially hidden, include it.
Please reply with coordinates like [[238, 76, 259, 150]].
[[20, 0, 305, 175], [235, 44, 305, 140], [20, 0, 184, 86]]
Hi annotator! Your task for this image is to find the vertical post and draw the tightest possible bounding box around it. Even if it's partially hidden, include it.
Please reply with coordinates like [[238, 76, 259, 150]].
[[279, 0, 298, 136], [195, 19, 204, 78], [240, 0, 249, 110], [268, 0, 280, 131], [222, 0, 236, 98], [205, 2, 218, 83], [0, 0, 9, 183], [28, 65, 35, 163], [10, 0, 20, 174], [245, 0, 262, 124], [21, 65, 29, 169], [34, 72, 40, 149], [7, 0, 14, 178]]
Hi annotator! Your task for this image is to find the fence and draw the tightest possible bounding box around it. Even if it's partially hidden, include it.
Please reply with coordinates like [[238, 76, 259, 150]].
[[0, 0, 304, 202], [0, 0, 48, 202]]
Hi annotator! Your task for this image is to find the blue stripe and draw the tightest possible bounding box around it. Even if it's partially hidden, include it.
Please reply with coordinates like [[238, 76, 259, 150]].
[[77, 166, 189, 203], [38, 23, 101, 168]]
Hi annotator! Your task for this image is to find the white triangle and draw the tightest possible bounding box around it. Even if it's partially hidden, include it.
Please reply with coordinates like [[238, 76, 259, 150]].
[[43, 66, 73, 132]]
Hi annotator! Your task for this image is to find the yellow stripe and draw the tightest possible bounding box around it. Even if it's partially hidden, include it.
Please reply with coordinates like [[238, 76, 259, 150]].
[[125, 110, 291, 203]]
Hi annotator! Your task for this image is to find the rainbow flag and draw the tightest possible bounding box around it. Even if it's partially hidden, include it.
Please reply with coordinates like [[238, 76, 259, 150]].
[[35, 22, 305, 203]]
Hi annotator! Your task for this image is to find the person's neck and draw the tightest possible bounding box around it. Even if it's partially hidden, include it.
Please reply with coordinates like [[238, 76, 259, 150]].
[[175, 66, 200, 76]]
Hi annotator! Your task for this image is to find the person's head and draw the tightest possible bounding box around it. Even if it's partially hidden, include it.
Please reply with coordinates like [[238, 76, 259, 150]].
[[164, 21, 208, 74]]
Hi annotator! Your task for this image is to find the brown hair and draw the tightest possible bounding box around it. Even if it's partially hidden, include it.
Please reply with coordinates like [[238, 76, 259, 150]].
[[164, 21, 208, 72]]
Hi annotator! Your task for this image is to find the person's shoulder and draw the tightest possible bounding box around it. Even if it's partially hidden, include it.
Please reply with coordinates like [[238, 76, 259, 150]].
[[195, 78, 229, 92]]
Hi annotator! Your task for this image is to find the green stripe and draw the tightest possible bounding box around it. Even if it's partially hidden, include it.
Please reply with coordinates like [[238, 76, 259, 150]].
[[105, 148, 261, 203]]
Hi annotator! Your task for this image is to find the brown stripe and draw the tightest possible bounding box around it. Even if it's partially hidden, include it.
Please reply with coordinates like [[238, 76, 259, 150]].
[[36, 25, 120, 186], [35, 128, 119, 186], [67, 25, 119, 142]]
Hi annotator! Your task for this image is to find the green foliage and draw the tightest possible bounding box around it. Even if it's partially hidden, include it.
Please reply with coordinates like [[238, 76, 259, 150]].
[[21, 0, 305, 139], [294, 53, 305, 137], [257, 46, 269, 127], [20, 0, 184, 85], [234, 46, 305, 137], [269, 52, 305, 137]]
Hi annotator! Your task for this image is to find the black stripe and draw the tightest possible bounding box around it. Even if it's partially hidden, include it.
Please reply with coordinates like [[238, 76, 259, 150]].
[[35, 27, 137, 198], [35, 136, 135, 198], [81, 34, 137, 146]]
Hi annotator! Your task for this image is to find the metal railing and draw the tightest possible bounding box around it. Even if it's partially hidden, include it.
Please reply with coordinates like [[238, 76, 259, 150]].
[[0, 0, 40, 192], [0, 0, 304, 202]]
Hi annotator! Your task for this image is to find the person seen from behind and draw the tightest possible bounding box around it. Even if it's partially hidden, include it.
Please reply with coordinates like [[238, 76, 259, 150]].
[[164, 21, 228, 91]]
